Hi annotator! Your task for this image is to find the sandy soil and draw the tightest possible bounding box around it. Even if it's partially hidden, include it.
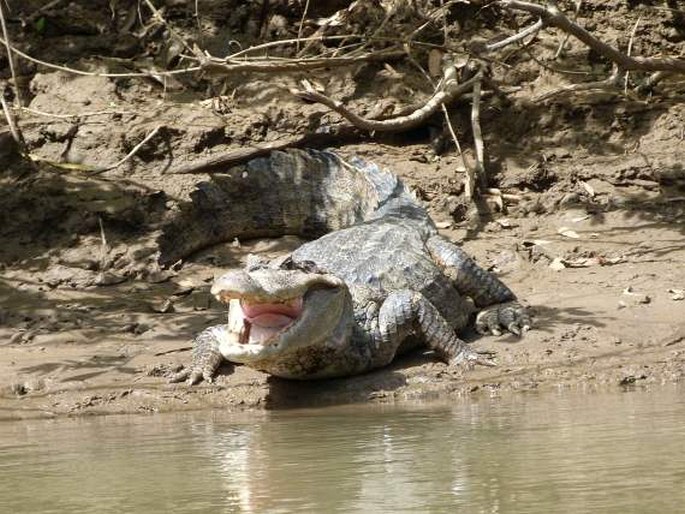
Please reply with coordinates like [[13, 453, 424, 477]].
[[1, 1, 684, 420]]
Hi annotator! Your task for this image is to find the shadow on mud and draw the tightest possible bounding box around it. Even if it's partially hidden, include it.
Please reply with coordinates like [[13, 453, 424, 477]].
[[260, 352, 448, 410]]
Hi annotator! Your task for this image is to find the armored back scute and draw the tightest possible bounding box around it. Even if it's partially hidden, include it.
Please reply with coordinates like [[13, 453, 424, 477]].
[[158, 149, 425, 266]]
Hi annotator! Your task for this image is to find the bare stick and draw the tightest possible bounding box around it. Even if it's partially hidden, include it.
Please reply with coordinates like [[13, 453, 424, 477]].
[[554, 0, 582, 59], [25, 0, 68, 23], [98, 216, 109, 270], [0, 35, 200, 78], [624, 16, 641, 94], [170, 124, 367, 174], [227, 35, 357, 60], [499, 0, 685, 73], [20, 107, 134, 119], [91, 125, 162, 174], [296, 0, 311, 52], [469, 76, 485, 198], [0, 86, 25, 152], [171, 141, 299, 174], [201, 49, 405, 75], [533, 65, 621, 102], [143, 0, 195, 55], [405, 52, 471, 189], [293, 71, 482, 132], [638, 70, 671, 93], [485, 18, 543, 52], [0, 2, 22, 106], [407, 0, 463, 43]]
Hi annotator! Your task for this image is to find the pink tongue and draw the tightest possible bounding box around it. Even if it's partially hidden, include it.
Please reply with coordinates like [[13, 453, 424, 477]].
[[241, 299, 303, 328], [247, 313, 294, 328]]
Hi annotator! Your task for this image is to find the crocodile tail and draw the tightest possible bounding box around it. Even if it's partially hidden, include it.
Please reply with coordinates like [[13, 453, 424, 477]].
[[158, 149, 386, 266]]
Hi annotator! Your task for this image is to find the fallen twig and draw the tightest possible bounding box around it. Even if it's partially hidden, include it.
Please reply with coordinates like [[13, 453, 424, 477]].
[[170, 139, 304, 174], [24, 0, 69, 23], [0, 83, 26, 153], [19, 107, 134, 119], [0, 1, 22, 107], [554, 0, 582, 59], [532, 65, 621, 102], [485, 18, 543, 52], [296, 0, 311, 52], [499, 0, 685, 73], [0, 35, 200, 78], [227, 34, 358, 60], [405, 52, 470, 183], [624, 16, 642, 93], [91, 125, 163, 174], [98, 216, 109, 270], [200, 49, 405, 75], [142, 0, 197, 57], [169, 127, 364, 174], [292, 70, 483, 132], [469, 72, 486, 197]]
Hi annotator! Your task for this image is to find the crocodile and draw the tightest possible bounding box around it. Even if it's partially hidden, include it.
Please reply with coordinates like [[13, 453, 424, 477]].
[[162, 149, 530, 384]]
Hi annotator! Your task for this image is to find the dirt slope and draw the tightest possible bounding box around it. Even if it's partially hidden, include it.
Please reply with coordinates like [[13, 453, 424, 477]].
[[1, 0, 684, 419]]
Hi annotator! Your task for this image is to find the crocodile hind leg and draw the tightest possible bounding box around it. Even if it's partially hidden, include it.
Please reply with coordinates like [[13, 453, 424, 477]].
[[371, 290, 495, 369], [426, 235, 531, 334], [169, 325, 228, 385]]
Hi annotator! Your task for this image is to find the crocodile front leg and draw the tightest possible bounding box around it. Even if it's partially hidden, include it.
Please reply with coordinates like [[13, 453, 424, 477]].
[[370, 290, 494, 369], [426, 235, 515, 306], [169, 325, 228, 385], [426, 235, 531, 335]]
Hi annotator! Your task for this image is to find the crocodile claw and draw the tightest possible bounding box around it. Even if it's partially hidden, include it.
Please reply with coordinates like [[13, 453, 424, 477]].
[[167, 366, 216, 385], [475, 301, 531, 337], [450, 347, 497, 369], [168, 368, 190, 384]]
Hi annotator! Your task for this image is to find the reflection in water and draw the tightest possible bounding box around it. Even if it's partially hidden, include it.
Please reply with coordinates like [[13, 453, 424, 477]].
[[1, 387, 684, 513]]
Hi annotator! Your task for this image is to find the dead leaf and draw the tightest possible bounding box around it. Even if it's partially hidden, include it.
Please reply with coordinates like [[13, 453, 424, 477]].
[[549, 257, 566, 271], [668, 288, 685, 301], [580, 180, 595, 197], [557, 226, 581, 239], [571, 214, 592, 222], [496, 218, 516, 228], [565, 257, 601, 267], [522, 239, 553, 248]]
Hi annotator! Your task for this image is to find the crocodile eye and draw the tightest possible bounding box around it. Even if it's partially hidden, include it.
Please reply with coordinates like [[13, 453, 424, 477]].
[[279, 258, 322, 274], [246, 254, 271, 271]]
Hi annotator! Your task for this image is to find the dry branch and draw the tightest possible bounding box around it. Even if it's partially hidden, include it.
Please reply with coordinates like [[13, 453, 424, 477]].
[[200, 49, 405, 75], [499, 0, 685, 74], [0, 35, 200, 78], [0, 1, 22, 107], [469, 75, 485, 197], [91, 125, 163, 174], [292, 70, 483, 133], [533, 65, 622, 102], [485, 18, 543, 52], [0, 85, 26, 153]]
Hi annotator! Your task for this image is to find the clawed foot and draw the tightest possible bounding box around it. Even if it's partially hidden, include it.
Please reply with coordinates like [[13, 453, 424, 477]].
[[168, 366, 216, 385], [168, 326, 227, 385], [449, 346, 497, 369], [476, 301, 531, 336]]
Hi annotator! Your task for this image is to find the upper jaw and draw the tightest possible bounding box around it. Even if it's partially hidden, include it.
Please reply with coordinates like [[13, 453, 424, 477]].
[[211, 267, 348, 357], [210, 268, 344, 304]]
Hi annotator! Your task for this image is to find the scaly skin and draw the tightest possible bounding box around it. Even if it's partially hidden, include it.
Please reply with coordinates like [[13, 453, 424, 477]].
[[165, 149, 530, 383]]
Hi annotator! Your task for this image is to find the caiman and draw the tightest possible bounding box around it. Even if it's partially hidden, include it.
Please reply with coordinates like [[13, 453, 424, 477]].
[[161, 149, 530, 384]]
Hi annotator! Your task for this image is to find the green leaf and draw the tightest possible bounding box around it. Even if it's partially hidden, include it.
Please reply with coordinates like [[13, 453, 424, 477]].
[[35, 17, 46, 33]]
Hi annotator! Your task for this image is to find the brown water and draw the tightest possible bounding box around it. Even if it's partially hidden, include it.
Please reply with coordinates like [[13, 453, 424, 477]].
[[1, 387, 684, 513]]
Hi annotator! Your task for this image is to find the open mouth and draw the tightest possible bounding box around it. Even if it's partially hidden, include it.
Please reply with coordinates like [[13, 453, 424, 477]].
[[236, 297, 304, 345], [211, 267, 346, 352]]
